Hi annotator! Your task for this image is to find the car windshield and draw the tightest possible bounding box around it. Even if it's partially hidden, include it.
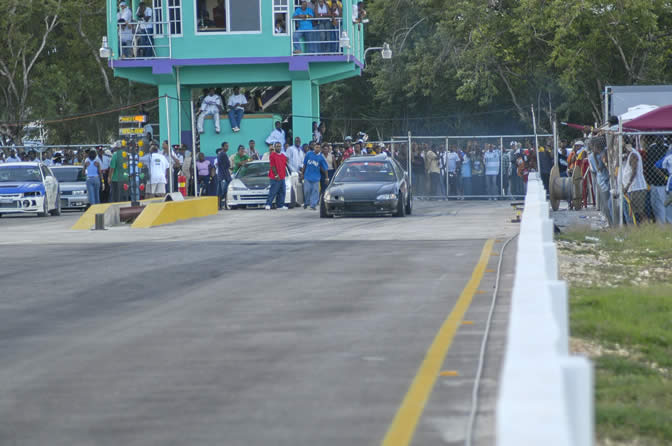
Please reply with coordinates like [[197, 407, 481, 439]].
[[52, 167, 85, 182], [237, 163, 269, 178], [333, 161, 396, 182], [0, 166, 42, 182]]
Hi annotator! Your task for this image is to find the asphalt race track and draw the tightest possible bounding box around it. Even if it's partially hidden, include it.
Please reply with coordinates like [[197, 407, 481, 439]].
[[0, 201, 518, 446]]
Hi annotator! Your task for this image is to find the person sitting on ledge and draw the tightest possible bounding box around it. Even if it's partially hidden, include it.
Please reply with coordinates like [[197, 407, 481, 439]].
[[197, 88, 223, 134], [227, 86, 247, 133]]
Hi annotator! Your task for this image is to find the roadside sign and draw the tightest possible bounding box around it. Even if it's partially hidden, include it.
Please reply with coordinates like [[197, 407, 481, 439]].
[[119, 115, 147, 124]]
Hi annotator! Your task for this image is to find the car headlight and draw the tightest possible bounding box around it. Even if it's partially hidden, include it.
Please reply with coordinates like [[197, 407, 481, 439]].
[[376, 193, 397, 200], [22, 191, 42, 197], [324, 191, 332, 200], [72, 190, 86, 196]]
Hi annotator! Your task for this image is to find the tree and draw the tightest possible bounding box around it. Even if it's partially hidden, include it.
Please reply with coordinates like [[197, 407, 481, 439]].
[[0, 0, 63, 138]]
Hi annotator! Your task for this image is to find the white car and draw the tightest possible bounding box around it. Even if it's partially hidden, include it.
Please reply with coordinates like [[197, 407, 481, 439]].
[[0, 162, 61, 217], [227, 160, 301, 209]]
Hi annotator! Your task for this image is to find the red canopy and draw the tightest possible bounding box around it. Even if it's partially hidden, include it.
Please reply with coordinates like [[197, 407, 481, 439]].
[[623, 104, 672, 131]]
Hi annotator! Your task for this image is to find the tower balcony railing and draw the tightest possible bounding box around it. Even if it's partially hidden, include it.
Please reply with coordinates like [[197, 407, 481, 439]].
[[289, 17, 354, 57], [117, 21, 173, 60]]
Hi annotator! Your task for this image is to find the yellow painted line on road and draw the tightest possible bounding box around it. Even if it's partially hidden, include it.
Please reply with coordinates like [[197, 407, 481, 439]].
[[381, 239, 495, 446], [461, 321, 474, 325], [485, 269, 495, 273], [439, 370, 459, 377]]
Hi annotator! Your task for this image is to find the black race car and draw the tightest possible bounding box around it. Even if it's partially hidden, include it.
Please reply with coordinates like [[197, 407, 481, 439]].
[[320, 155, 412, 218]]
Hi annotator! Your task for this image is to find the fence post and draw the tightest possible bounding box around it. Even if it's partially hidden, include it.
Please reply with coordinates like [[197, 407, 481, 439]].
[[618, 124, 623, 227], [407, 130, 412, 192], [190, 99, 198, 197], [165, 95, 173, 193], [445, 137, 450, 197], [500, 136, 504, 196]]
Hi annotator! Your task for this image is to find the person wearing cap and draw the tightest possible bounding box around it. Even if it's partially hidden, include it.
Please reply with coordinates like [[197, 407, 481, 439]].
[[342, 137, 354, 161], [118, 18, 133, 58], [135, 1, 154, 58], [117, 1, 132, 24], [227, 86, 247, 133]]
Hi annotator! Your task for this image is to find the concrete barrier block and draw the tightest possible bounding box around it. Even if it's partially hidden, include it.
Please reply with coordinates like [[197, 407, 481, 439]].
[[561, 356, 594, 446]]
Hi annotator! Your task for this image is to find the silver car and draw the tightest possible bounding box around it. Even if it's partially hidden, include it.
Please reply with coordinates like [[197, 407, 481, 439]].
[[51, 166, 89, 210]]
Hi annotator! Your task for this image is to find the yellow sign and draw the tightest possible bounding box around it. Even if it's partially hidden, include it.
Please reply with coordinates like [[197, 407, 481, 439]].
[[119, 128, 145, 135], [119, 115, 147, 123]]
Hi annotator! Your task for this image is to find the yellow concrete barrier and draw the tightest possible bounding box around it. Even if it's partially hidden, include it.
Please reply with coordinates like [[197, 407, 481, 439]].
[[131, 197, 218, 228], [71, 198, 160, 230], [71, 203, 119, 230]]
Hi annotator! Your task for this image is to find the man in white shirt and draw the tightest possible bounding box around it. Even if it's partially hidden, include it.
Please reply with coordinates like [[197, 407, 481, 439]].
[[136, 2, 153, 58], [197, 88, 223, 134], [118, 19, 133, 58], [227, 86, 247, 133], [117, 1, 132, 24], [287, 136, 304, 173], [5, 149, 21, 163], [265, 121, 286, 148], [147, 145, 170, 197]]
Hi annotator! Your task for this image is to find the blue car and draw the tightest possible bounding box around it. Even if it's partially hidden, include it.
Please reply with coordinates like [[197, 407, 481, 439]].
[[0, 162, 61, 217]]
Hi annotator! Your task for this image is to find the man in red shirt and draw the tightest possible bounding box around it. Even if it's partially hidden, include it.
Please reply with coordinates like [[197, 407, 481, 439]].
[[265, 142, 289, 210]]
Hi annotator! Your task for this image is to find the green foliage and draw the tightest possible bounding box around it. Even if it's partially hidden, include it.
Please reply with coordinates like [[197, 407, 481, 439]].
[[0, 0, 154, 144], [326, 0, 672, 139]]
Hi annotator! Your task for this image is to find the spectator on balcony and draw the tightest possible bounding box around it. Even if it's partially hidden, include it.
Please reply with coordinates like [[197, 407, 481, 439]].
[[275, 18, 285, 34], [136, 2, 154, 58], [118, 19, 133, 58], [353, 1, 367, 24], [329, 2, 342, 52], [197, 88, 223, 134], [213, 0, 227, 29], [315, 0, 330, 53], [293, 1, 315, 55], [117, 1, 132, 24], [265, 121, 286, 148], [227, 86, 247, 133]]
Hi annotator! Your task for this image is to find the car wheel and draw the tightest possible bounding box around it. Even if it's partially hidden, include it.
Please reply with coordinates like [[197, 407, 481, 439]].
[[37, 195, 48, 217], [394, 193, 406, 217], [50, 192, 61, 216], [320, 199, 332, 218], [406, 193, 413, 215]]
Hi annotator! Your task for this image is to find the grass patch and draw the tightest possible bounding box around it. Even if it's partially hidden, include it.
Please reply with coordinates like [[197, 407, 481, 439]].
[[563, 225, 672, 444], [571, 286, 672, 368]]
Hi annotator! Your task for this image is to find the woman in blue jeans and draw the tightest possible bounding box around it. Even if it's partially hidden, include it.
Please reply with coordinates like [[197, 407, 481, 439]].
[[83, 149, 102, 206]]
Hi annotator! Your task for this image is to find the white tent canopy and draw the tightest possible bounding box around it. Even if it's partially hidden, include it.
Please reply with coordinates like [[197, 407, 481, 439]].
[[619, 104, 659, 122]]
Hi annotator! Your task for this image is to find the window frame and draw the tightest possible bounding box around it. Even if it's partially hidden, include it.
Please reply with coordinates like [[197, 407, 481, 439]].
[[153, 0, 165, 35], [168, 0, 183, 36], [273, 0, 289, 36], [194, 0, 263, 35]]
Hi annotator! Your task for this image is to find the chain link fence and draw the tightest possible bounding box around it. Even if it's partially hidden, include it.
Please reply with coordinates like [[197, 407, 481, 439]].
[[392, 133, 554, 200]]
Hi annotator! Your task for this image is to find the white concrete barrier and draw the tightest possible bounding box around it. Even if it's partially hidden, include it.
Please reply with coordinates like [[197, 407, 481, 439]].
[[497, 173, 594, 446]]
